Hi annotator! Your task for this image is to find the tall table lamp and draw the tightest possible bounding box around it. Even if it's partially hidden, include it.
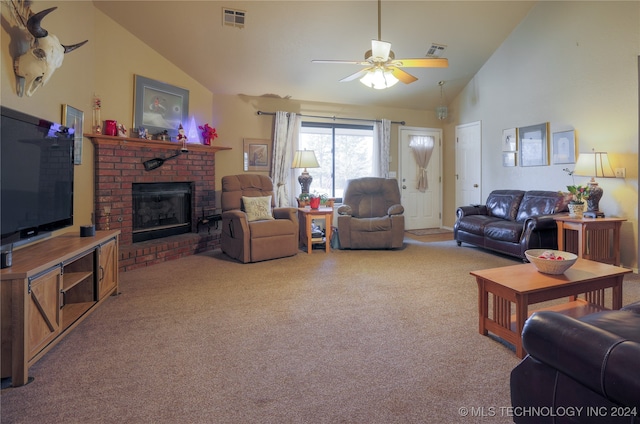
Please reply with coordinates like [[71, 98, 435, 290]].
[[292, 149, 320, 194], [572, 149, 616, 218]]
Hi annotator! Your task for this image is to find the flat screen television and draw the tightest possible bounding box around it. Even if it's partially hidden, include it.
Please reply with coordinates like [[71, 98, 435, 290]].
[[1, 106, 75, 249]]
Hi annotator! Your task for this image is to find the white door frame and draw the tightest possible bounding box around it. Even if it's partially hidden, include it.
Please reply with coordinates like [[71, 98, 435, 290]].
[[398, 126, 443, 230], [455, 121, 482, 208]]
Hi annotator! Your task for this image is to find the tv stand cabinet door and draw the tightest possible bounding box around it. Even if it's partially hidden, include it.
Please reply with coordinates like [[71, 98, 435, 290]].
[[27, 267, 62, 362], [97, 237, 118, 300]]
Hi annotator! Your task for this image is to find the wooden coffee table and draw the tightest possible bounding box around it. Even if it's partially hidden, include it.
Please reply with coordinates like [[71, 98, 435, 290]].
[[470, 259, 631, 358]]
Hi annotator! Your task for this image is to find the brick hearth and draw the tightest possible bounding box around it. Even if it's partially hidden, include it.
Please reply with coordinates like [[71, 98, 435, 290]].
[[89, 135, 230, 272]]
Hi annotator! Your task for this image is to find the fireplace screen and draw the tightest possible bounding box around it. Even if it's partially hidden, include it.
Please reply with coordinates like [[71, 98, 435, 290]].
[[132, 182, 192, 242]]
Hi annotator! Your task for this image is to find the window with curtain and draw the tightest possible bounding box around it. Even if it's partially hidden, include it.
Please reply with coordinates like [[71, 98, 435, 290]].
[[298, 122, 374, 199]]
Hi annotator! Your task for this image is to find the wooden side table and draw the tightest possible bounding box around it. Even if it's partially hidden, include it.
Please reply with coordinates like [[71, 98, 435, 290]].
[[554, 216, 626, 266], [298, 207, 333, 254]]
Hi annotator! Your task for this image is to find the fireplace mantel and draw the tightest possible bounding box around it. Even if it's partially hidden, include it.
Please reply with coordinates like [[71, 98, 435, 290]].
[[86, 133, 232, 153]]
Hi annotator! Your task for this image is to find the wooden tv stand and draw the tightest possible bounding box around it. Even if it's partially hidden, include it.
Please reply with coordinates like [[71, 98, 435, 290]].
[[1, 230, 120, 387]]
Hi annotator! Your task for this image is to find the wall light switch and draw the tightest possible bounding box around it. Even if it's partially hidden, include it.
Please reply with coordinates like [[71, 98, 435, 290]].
[[615, 168, 626, 178], [389, 171, 397, 178]]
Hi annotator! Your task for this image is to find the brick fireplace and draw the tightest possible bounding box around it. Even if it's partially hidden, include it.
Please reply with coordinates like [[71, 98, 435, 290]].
[[90, 135, 230, 272]]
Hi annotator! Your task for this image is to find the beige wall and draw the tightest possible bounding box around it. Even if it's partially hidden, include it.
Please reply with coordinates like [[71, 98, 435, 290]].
[[445, 1, 639, 269]]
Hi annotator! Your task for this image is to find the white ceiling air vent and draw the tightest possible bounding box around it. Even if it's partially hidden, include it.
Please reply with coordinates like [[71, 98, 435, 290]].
[[223, 7, 245, 29], [426, 43, 447, 58]]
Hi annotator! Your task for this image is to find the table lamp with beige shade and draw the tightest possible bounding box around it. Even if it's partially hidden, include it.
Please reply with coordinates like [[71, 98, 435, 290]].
[[572, 149, 616, 218], [292, 149, 319, 194]]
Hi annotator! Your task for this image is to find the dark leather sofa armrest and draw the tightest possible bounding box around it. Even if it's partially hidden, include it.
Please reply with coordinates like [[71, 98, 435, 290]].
[[522, 311, 640, 408], [456, 205, 487, 218], [273, 207, 298, 222], [388, 204, 404, 215], [522, 214, 558, 231]]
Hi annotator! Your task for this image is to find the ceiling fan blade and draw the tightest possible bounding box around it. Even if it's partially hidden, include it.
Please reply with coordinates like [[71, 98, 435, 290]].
[[339, 69, 371, 82], [312, 59, 371, 65], [390, 67, 418, 84], [390, 58, 449, 68], [371, 40, 392, 62]]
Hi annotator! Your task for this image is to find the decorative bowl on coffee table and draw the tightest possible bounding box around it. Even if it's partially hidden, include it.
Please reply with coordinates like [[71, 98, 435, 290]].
[[525, 249, 578, 275]]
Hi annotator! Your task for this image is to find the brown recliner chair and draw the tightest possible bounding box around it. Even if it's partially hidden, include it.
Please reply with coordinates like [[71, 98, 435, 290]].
[[221, 174, 299, 263], [337, 177, 405, 249]]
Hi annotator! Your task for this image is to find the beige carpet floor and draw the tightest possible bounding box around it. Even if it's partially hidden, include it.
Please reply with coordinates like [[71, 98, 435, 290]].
[[405, 228, 453, 236], [2, 238, 639, 423]]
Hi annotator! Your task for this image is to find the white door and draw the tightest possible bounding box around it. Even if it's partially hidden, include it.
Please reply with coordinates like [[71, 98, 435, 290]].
[[399, 127, 442, 230], [455, 121, 482, 207]]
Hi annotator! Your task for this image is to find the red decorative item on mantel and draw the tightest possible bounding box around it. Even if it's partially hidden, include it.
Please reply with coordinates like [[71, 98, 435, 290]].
[[198, 123, 218, 145]]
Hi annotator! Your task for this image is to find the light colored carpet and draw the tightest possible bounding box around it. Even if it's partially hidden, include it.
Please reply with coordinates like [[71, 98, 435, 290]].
[[406, 228, 453, 236], [1, 238, 638, 423]]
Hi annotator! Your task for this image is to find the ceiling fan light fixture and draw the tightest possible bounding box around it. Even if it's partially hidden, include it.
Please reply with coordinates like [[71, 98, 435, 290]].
[[360, 68, 399, 90]]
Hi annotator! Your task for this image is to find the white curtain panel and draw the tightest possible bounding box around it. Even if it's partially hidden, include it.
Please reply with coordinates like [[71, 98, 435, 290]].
[[373, 119, 391, 178], [270, 111, 300, 207], [409, 135, 435, 192]]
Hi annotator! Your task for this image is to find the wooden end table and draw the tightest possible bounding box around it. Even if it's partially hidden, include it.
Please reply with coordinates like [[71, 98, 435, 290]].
[[298, 207, 333, 254], [470, 259, 630, 358], [554, 216, 626, 266]]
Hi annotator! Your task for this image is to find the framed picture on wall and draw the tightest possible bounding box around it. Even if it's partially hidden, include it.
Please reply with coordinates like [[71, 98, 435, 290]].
[[502, 128, 517, 152], [519, 123, 549, 167], [243, 139, 270, 171], [502, 152, 517, 167], [62, 104, 84, 165], [552, 130, 576, 164], [133, 75, 189, 138]]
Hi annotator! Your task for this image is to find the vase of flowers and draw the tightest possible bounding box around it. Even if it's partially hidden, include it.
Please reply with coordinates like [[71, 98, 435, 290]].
[[566, 184, 590, 218], [198, 123, 218, 145]]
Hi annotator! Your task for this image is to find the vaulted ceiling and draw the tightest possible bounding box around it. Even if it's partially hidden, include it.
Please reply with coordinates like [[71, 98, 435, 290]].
[[94, 1, 535, 111]]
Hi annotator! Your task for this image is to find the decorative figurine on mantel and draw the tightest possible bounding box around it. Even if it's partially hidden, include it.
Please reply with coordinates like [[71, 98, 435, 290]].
[[198, 123, 218, 145], [137, 127, 147, 139], [155, 130, 170, 141], [117, 123, 127, 137], [92, 94, 102, 133], [177, 124, 188, 152]]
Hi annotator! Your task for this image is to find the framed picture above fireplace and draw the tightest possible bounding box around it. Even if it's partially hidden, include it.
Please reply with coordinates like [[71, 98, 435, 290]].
[[133, 75, 189, 139]]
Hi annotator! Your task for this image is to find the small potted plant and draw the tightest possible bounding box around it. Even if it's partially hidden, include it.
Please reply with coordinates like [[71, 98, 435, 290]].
[[298, 192, 328, 209], [563, 168, 590, 218], [298, 192, 311, 207], [566, 184, 590, 218]]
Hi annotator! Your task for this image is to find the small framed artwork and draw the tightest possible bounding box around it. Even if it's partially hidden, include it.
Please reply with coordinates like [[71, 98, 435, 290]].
[[133, 75, 189, 138], [62, 104, 84, 165], [243, 139, 270, 171], [519, 123, 549, 167], [552, 130, 576, 164], [502, 128, 517, 152], [502, 152, 517, 167]]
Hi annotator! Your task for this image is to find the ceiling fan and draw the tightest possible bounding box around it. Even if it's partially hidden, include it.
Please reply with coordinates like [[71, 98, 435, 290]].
[[311, 0, 448, 89]]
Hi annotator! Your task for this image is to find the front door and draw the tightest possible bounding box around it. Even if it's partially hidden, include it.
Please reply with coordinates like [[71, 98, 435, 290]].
[[399, 126, 442, 230]]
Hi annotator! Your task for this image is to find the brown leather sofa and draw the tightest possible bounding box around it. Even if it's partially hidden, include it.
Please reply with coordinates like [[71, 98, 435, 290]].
[[510, 304, 640, 423], [454, 190, 569, 260], [220, 174, 299, 263], [337, 177, 404, 249]]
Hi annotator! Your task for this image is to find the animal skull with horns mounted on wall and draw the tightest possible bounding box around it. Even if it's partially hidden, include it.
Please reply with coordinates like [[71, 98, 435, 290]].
[[6, 2, 88, 97]]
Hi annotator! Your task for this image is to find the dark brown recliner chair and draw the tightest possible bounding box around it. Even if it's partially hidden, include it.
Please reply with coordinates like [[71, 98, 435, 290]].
[[221, 174, 298, 263], [337, 177, 404, 249]]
